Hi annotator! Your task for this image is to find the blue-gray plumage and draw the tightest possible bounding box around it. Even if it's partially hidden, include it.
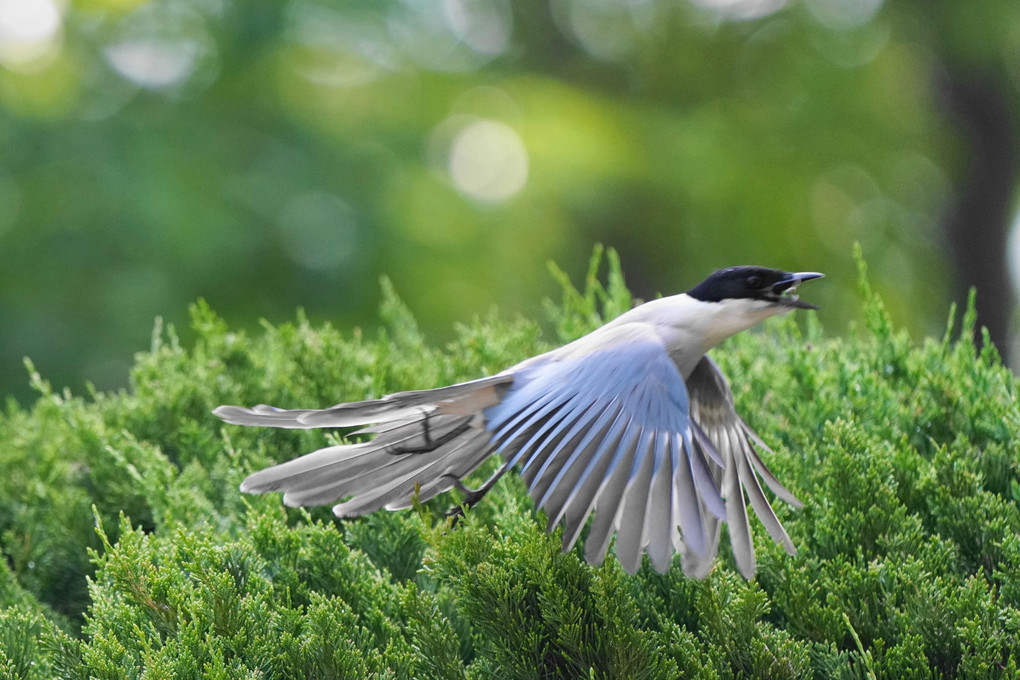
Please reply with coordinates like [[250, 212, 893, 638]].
[[214, 266, 822, 577]]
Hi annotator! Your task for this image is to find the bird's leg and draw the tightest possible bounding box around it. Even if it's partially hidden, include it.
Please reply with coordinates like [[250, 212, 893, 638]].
[[391, 410, 471, 454], [444, 464, 510, 523], [421, 409, 435, 447]]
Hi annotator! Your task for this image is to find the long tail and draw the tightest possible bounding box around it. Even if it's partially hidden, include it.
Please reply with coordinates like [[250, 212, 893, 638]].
[[215, 374, 512, 515]]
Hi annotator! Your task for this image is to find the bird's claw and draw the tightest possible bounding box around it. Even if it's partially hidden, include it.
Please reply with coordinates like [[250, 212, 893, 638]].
[[441, 465, 509, 524]]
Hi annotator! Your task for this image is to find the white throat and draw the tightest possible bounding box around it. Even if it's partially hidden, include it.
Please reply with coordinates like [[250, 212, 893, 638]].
[[607, 294, 788, 377]]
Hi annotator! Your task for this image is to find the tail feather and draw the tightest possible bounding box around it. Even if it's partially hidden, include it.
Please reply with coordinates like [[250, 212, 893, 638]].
[[215, 374, 511, 430], [238, 413, 473, 494], [220, 376, 510, 513], [240, 443, 371, 493], [331, 430, 492, 516], [302, 421, 476, 505], [222, 374, 504, 516], [214, 404, 323, 428], [299, 375, 511, 427]]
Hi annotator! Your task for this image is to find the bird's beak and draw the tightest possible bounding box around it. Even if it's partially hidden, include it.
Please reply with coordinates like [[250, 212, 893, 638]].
[[773, 272, 824, 309]]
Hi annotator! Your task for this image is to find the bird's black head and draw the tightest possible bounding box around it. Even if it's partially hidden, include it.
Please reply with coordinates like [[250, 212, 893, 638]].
[[686, 266, 823, 309]]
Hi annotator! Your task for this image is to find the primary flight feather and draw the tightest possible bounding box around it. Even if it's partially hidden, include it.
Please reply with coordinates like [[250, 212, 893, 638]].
[[215, 266, 822, 577]]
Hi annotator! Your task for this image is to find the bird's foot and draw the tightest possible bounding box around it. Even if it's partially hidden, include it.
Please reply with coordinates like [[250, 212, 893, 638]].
[[443, 465, 509, 525]]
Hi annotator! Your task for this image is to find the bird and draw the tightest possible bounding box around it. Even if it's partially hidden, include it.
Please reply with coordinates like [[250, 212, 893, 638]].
[[214, 266, 822, 578]]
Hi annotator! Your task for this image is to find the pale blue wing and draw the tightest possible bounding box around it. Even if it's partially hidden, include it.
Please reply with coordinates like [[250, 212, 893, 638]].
[[484, 325, 723, 574], [685, 356, 801, 578]]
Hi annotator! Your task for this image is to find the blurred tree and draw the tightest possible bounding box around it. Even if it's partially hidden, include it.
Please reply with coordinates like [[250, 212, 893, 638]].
[[916, 0, 1020, 351], [0, 0, 1017, 403]]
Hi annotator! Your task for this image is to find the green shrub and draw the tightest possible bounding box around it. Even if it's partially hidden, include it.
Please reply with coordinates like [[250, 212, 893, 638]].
[[0, 248, 1017, 678]]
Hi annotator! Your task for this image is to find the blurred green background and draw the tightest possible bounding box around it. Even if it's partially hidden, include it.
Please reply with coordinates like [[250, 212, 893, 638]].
[[1, 0, 1018, 404]]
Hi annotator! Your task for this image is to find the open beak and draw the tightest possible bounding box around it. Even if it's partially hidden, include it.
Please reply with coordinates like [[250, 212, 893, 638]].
[[772, 272, 824, 309]]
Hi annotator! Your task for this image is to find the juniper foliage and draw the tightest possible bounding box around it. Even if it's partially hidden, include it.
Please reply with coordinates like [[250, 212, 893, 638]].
[[0, 248, 1017, 678]]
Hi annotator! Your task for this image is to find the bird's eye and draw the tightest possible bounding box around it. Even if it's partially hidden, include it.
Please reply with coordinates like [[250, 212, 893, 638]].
[[746, 275, 763, 289]]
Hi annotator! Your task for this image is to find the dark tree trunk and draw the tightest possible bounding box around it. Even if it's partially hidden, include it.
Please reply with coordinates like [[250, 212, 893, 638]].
[[942, 69, 1018, 355]]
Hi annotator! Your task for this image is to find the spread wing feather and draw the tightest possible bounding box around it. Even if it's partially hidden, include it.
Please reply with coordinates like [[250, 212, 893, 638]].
[[556, 408, 630, 551], [642, 431, 674, 573], [583, 426, 643, 567], [685, 356, 800, 578], [485, 326, 707, 574]]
